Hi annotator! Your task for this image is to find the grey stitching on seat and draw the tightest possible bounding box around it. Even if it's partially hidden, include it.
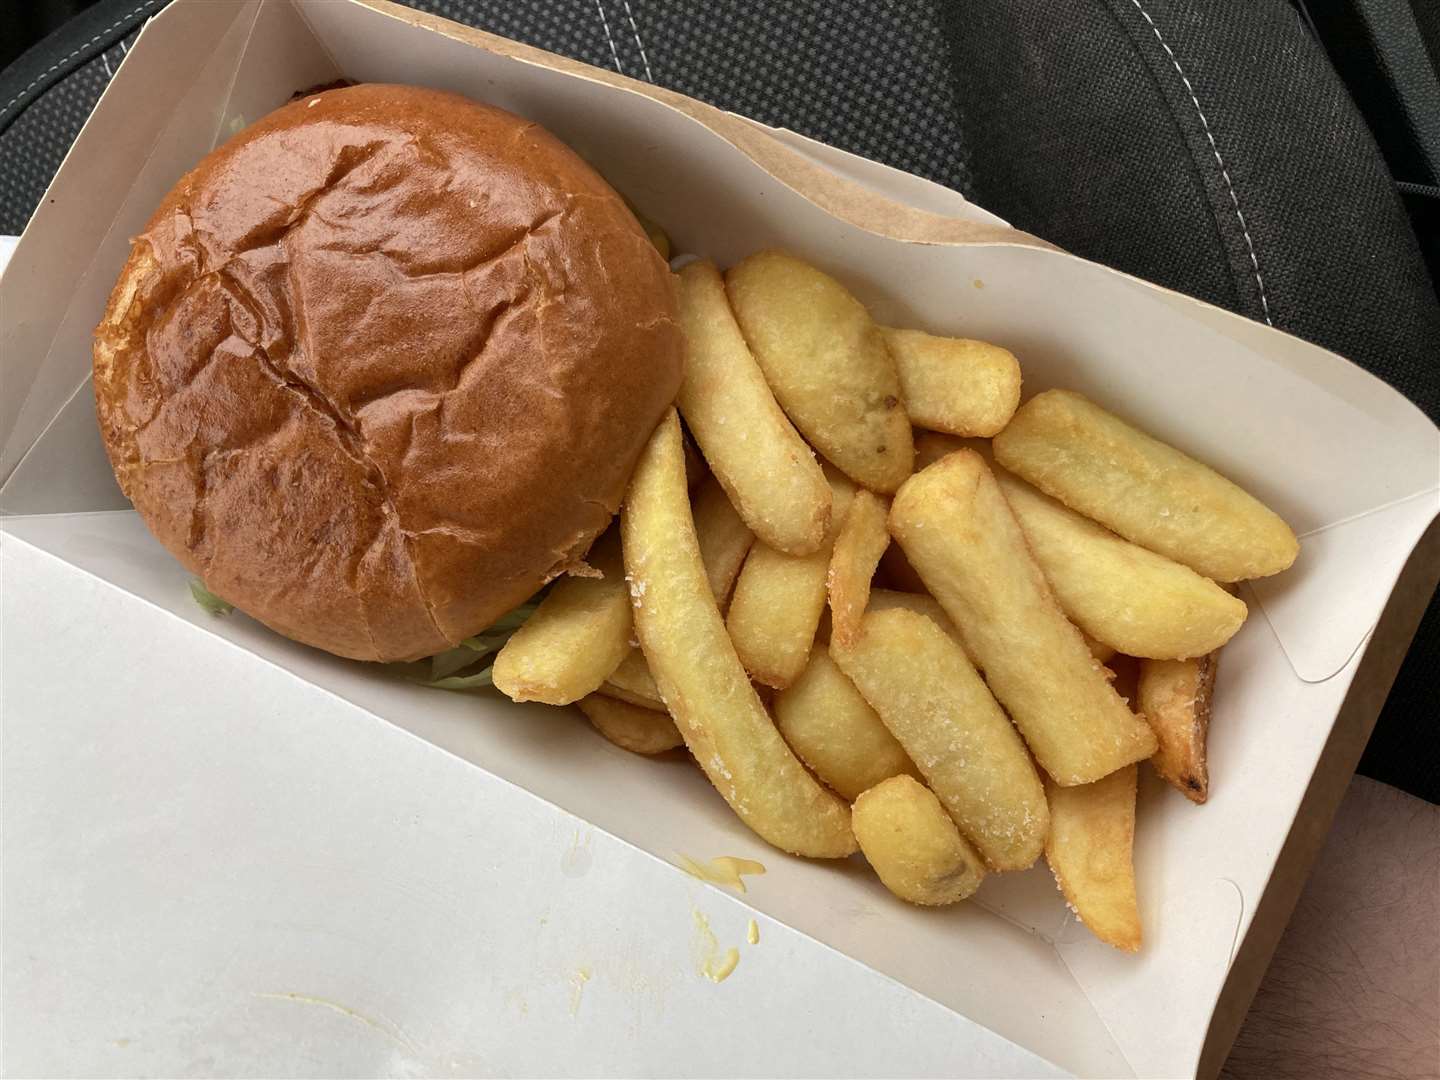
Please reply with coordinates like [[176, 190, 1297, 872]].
[[621, 0, 654, 82], [1128, 0, 1274, 325], [593, 0, 625, 75], [0, 0, 160, 124]]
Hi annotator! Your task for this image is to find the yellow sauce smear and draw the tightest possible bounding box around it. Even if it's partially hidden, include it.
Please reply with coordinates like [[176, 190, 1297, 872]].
[[675, 854, 767, 893], [691, 909, 741, 983], [708, 948, 740, 982], [568, 967, 591, 1015]]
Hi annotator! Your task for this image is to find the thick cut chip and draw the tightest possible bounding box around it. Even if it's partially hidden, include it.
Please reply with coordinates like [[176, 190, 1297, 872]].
[[602, 647, 665, 710], [867, 589, 963, 644], [772, 648, 918, 801], [622, 410, 855, 857], [1045, 766, 1142, 952], [993, 389, 1298, 582], [691, 474, 756, 609], [727, 469, 856, 689], [605, 478, 757, 707], [853, 775, 987, 905], [578, 693, 684, 755], [994, 467, 1247, 659], [493, 529, 630, 706], [889, 450, 1158, 785], [725, 251, 913, 493], [833, 608, 1049, 870], [726, 542, 831, 690], [675, 260, 831, 555], [827, 490, 891, 650], [1138, 653, 1217, 803], [882, 329, 1021, 437]]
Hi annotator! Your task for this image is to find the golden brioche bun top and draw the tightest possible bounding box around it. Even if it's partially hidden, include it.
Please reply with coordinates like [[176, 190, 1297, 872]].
[[94, 83, 682, 661]]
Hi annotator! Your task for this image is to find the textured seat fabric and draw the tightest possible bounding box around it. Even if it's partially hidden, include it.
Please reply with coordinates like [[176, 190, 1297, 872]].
[[948, 0, 1440, 419], [1, 0, 1435, 800]]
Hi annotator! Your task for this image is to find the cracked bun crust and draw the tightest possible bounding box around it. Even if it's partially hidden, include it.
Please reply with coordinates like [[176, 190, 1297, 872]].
[[93, 84, 683, 662]]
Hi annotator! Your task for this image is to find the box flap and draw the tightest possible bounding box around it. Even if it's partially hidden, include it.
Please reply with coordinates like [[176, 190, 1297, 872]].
[[3, 534, 1071, 1079], [1251, 489, 1440, 681], [741, 118, 1012, 227], [2, 508, 1130, 1079]]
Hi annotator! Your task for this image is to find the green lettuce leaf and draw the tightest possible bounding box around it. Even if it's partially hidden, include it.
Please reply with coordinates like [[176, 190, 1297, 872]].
[[430, 645, 482, 681], [459, 632, 513, 654], [411, 597, 546, 689], [189, 580, 233, 617], [480, 600, 541, 636], [413, 666, 495, 691]]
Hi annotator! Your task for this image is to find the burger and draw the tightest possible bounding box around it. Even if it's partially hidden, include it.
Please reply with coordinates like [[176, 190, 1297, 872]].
[[92, 83, 683, 662]]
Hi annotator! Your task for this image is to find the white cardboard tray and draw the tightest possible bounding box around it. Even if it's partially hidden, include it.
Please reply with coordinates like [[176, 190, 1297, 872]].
[[2, 2, 1437, 1076]]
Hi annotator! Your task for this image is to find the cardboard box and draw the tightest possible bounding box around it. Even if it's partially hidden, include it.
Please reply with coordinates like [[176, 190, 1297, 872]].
[[2, 2, 1437, 1075]]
